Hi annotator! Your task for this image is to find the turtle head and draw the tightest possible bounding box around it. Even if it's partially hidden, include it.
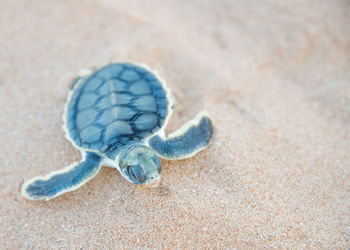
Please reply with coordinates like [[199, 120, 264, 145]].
[[118, 144, 162, 185]]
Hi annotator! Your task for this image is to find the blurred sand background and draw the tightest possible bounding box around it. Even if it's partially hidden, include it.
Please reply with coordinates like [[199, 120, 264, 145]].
[[0, 0, 349, 248]]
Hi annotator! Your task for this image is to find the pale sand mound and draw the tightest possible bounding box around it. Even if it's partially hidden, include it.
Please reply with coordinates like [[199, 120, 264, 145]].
[[0, 0, 349, 248]]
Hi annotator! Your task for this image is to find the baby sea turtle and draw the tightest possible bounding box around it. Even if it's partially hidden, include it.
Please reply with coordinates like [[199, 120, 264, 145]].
[[21, 63, 213, 201]]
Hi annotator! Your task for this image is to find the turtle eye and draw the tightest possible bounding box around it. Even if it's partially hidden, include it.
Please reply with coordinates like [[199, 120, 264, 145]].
[[127, 165, 146, 183]]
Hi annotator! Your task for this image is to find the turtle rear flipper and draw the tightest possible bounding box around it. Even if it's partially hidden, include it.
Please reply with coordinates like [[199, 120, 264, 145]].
[[148, 112, 213, 160], [21, 152, 103, 201]]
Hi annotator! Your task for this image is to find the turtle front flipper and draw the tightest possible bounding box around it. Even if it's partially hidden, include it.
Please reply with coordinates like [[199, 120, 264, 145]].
[[21, 152, 103, 201], [148, 112, 214, 160]]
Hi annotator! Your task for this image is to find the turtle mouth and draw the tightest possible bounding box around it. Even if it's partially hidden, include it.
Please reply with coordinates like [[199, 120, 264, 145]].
[[144, 178, 160, 188]]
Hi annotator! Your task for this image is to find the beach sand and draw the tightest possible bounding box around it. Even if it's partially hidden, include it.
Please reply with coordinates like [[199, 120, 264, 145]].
[[0, 0, 349, 248]]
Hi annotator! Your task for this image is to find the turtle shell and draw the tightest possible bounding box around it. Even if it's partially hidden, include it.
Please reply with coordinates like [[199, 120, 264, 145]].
[[65, 63, 170, 153]]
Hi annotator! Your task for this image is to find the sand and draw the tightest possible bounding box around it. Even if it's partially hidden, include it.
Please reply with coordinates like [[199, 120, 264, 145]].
[[0, 0, 349, 248]]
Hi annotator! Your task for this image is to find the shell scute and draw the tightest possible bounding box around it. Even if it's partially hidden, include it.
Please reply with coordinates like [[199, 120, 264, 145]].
[[134, 113, 159, 131], [78, 93, 99, 110], [110, 107, 136, 120], [98, 79, 127, 95], [129, 80, 152, 95], [76, 108, 98, 130], [95, 64, 124, 79], [105, 121, 134, 143], [157, 99, 168, 109], [80, 125, 102, 144], [110, 93, 134, 105], [153, 88, 166, 99], [83, 78, 104, 92], [133, 96, 157, 112], [119, 69, 141, 82]]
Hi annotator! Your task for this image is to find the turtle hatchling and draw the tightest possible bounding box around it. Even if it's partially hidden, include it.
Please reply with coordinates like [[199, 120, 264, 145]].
[[21, 63, 214, 201]]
